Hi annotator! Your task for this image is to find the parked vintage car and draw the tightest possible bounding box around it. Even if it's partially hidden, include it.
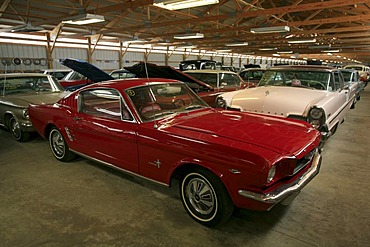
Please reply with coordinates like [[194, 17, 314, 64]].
[[29, 78, 322, 227], [343, 64, 370, 85], [0, 73, 66, 141], [41, 69, 71, 80], [216, 65, 356, 145], [239, 68, 266, 88], [61, 59, 220, 107], [340, 68, 364, 108], [109, 68, 137, 79], [184, 69, 248, 106]]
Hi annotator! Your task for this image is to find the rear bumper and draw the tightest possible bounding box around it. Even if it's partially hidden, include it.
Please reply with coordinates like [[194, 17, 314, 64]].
[[238, 150, 321, 205]]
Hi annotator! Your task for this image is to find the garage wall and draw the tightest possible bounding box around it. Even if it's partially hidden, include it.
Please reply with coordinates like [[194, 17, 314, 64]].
[[1, 43, 277, 73], [0, 44, 47, 72]]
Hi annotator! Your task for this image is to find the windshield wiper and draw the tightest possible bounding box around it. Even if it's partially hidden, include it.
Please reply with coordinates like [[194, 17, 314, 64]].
[[151, 111, 176, 119], [185, 105, 207, 110]]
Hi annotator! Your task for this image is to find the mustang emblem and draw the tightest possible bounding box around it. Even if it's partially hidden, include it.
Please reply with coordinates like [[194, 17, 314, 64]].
[[149, 159, 161, 168], [265, 90, 270, 96]]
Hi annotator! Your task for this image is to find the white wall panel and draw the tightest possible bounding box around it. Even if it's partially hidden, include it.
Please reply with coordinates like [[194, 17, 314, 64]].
[[168, 54, 183, 68], [122, 51, 144, 66], [147, 53, 165, 65], [92, 50, 119, 71], [52, 47, 87, 69]]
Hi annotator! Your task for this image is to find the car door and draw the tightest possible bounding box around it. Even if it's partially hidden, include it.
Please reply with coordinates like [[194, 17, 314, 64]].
[[331, 71, 350, 126], [71, 88, 139, 173]]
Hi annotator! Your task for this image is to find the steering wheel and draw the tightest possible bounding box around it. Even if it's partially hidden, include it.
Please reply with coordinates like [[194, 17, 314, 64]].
[[172, 99, 185, 108], [308, 81, 326, 90]]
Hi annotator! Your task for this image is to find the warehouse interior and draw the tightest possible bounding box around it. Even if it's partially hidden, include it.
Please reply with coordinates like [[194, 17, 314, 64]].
[[1, 1, 370, 246]]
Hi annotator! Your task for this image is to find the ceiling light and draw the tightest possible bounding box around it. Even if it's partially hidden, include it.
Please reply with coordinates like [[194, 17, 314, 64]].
[[62, 13, 105, 25], [11, 23, 44, 32], [277, 50, 293, 54], [250, 26, 290, 34], [321, 49, 340, 53], [226, 42, 249, 47], [287, 38, 316, 44], [154, 0, 219, 10], [174, 33, 204, 39], [258, 47, 277, 51], [272, 54, 281, 57]]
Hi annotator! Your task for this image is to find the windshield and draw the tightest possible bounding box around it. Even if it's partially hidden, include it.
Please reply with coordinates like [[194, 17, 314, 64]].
[[0, 76, 62, 96], [125, 83, 209, 122], [259, 70, 331, 90]]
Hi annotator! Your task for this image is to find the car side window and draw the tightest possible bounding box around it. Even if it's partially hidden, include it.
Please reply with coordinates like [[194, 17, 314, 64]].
[[218, 73, 240, 87], [333, 72, 343, 90], [79, 88, 133, 121]]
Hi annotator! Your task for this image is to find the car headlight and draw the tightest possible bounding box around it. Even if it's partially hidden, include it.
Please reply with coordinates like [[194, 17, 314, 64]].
[[308, 107, 325, 129], [216, 96, 227, 108], [309, 108, 323, 119], [22, 109, 29, 119], [267, 166, 276, 183]]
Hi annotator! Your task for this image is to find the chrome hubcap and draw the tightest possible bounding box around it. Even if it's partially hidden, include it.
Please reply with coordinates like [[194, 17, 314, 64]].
[[10, 119, 21, 139], [51, 131, 65, 157], [186, 178, 215, 215]]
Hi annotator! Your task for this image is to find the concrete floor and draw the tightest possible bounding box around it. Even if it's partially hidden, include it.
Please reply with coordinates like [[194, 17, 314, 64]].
[[1, 89, 370, 247]]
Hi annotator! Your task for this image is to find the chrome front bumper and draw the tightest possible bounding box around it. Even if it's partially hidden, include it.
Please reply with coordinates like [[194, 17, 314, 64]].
[[238, 151, 321, 204]]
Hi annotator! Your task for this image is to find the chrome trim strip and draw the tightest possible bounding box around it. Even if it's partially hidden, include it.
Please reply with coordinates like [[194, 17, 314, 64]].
[[71, 149, 169, 187], [238, 150, 321, 204]]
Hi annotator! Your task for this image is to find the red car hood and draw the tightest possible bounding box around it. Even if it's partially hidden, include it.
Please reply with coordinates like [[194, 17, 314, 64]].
[[160, 110, 320, 157]]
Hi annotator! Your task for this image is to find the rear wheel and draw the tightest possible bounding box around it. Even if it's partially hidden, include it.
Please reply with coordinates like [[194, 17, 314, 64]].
[[180, 167, 234, 227], [49, 127, 75, 162], [9, 116, 30, 142]]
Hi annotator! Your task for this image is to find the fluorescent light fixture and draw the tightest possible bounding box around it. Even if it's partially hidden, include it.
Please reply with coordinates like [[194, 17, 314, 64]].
[[287, 38, 316, 44], [174, 33, 204, 39], [154, 0, 219, 10], [277, 50, 293, 54], [321, 49, 340, 53], [250, 26, 290, 34], [11, 23, 44, 32], [226, 42, 249, 47], [272, 53, 281, 57], [258, 47, 277, 51], [62, 13, 105, 25]]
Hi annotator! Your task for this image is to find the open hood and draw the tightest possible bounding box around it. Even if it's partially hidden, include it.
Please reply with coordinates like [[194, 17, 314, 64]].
[[61, 58, 114, 83], [124, 62, 213, 91]]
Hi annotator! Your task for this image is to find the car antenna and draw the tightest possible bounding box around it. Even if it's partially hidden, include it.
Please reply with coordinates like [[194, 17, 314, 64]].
[[143, 60, 158, 129], [2, 63, 8, 97]]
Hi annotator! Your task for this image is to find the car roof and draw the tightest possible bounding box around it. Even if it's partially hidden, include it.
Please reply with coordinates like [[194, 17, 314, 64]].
[[184, 69, 237, 74], [268, 65, 337, 72], [80, 78, 181, 91], [0, 73, 50, 78]]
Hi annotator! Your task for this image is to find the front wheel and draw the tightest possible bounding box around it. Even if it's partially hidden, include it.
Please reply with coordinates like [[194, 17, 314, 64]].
[[180, 167, 234, 227], [9, 116, 30, 142], [49, 127, 75, 162]]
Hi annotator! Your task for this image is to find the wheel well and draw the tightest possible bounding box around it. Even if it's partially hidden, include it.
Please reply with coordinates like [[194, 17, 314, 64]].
[[44, 123, 57, 140], [4, 113, 14, 129], [170, 163, 219, 187]]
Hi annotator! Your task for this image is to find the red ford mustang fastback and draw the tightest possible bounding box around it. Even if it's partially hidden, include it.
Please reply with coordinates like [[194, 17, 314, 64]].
[[29, 78, 322, 227]]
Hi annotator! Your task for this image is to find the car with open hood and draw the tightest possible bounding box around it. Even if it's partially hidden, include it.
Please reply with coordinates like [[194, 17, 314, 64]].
[[28, 77, 322, 227], [216, 65, 355, 145], [0, 73, 66, 141], [59, 58, 114, 91], [62, 59, 220, 106]]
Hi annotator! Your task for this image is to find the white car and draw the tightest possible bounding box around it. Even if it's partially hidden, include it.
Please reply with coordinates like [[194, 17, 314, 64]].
[[216, 65, 355, 145]]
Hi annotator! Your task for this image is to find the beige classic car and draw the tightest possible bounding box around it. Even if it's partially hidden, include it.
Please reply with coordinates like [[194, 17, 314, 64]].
[[0, 73, 66, 141], [216, 65, 356, 145]]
